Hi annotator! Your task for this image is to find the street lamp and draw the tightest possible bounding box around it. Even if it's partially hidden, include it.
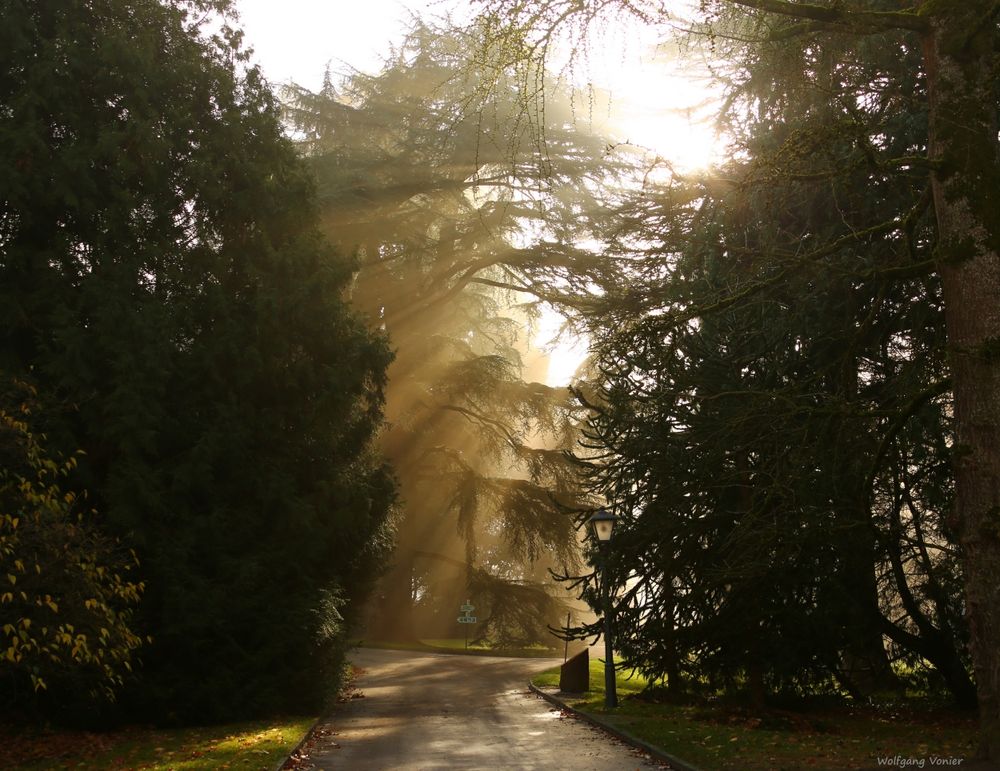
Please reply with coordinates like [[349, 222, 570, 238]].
[[588, 508, 619, 709]]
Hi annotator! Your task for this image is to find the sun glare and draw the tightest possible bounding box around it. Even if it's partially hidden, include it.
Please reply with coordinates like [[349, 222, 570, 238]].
[[601, 69, 721, 171], [553, 9, 723, 171], [533, 305, 589, 387]]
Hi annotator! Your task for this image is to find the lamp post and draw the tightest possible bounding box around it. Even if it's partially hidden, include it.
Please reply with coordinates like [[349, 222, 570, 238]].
[[588, 508, 618, 709]]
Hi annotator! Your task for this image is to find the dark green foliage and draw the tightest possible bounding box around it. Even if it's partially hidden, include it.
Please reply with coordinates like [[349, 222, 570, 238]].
[[1, 379, 144, 717], [467, 567, 561, 648], [511, 12, 974, 704], [480, 0, 1000, 756], [1, 0, 393, 722]]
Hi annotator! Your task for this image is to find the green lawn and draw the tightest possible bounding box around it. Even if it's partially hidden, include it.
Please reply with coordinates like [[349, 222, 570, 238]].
[[533, 661, 980, 770], [0, 716, 315, 770], [421, 637, 495, 650], [355, 637, 560, 658]]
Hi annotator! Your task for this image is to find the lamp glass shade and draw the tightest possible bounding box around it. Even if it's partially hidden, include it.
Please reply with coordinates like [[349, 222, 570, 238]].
[[588, 510, 617, 542]]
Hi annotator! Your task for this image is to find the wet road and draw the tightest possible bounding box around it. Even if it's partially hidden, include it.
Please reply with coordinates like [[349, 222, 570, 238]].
[[294, 647, 665, 770]]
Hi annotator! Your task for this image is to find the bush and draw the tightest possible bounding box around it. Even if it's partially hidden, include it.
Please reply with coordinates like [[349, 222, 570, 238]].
[[0, 385, 143, 716]]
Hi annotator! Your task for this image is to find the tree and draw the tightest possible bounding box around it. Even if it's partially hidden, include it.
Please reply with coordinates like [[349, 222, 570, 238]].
[[1, 0, 393, 722], [471, 0, 1000, 751], [281, 21, 615, 644], [573, 172, 971, 702]]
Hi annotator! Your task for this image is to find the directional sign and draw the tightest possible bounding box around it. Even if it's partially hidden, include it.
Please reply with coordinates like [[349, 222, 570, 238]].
[[457, 615, 477, 624], [460, 604, 475, 613]]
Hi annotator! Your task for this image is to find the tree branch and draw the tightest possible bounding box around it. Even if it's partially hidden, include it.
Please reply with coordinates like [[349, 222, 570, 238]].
[[728, 0, 929, 33]]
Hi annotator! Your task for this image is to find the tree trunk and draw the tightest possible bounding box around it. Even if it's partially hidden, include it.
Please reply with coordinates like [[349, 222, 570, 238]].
[[880, 617, 979, 709], [924, 2, 1000, 758], [830, 318, 901, 698], [369, 553, 417, 642], [664, 577, 683, 696]]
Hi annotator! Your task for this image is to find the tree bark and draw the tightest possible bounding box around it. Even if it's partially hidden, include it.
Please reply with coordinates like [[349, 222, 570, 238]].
[[369, 553, 418, 642], [923, 1, 1000, 758]]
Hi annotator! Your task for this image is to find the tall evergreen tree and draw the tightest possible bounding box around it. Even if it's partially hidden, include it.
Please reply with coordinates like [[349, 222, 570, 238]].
[[280, 21, 615, 644], [470, 0, 984, 717], [1, 0, 393, 722]]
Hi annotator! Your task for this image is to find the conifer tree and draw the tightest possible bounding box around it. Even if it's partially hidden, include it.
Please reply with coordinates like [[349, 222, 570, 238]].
[[469, 0, 984, 718], [1, 0, 393, 721], [282, 21, 611, 643]]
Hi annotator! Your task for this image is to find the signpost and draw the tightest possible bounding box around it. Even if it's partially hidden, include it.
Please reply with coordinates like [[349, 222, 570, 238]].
[[457, 600, 476, 648]]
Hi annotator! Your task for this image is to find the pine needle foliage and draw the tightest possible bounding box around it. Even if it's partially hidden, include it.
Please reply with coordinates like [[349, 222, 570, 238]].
[[1, 0, 394, 723], [280, 19, 614, 643], [466, 0, 982, 709]]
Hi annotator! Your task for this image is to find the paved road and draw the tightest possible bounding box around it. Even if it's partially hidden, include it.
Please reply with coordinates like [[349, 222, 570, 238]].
[[290, 647, 666, 770]]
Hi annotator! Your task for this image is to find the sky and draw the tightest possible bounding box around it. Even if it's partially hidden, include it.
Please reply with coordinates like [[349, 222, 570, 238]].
[[232, 1, 717, 384], [234, 0, 718, 167], [235, 0, 457, 91]]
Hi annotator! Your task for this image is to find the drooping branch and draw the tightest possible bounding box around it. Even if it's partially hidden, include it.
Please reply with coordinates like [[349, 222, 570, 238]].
[[727, 0, 928, 33]]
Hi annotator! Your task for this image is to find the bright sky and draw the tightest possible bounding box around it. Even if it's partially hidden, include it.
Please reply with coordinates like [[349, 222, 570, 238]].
[[235, 0, 456, 90], [234, 0, 717, 167], [233, 1, 718, 385]]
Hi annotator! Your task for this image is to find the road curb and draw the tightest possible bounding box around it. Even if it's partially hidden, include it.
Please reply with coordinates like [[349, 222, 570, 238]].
[[272, 715, 323, 771], [527, 682, 704, 771]]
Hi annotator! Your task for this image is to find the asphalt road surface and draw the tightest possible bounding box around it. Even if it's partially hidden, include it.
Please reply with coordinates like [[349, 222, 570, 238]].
[[290, 647, 666, 770]]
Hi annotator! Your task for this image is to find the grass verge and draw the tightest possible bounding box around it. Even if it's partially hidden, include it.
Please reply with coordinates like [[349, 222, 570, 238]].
[[355, 637, 560, 658], [0, 716, 315, 770], [533, 660, 979, 770]]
